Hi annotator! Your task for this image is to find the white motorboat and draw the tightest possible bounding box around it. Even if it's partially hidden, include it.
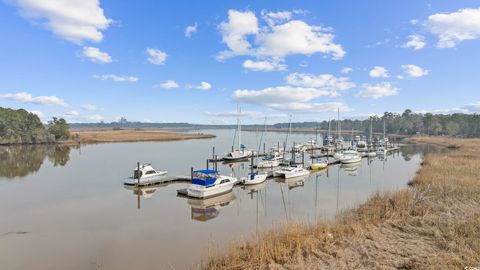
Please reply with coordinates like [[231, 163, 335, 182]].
[[273, 164, 310, 179], [367, 151, 377, 157], [241, 171, 268, 185], [187, 170, 237, 199], [257, 151, 283, 168], [376, 146, 386, 156], [339, 150, 362, 164], [223, 148, 253, 161], [124, 163, 167, 185], [333, 151, 344, 160]]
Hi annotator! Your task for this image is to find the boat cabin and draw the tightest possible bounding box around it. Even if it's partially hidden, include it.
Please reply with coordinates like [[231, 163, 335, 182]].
[[192, 169, 220, 187]]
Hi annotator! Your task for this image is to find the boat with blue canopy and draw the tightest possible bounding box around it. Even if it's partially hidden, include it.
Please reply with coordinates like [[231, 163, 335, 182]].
[[187, 169, 238, 199]]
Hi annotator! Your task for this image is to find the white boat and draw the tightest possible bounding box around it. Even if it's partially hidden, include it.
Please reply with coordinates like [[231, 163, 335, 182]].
[[124, 163, 167, 185], [223, 148, 253, 161], [376, 146, 386, 155], [223, 107, 254, 161], [187, 170, 237, 199], [367, 151, 377, 157], [333, 151, 344, 160], [241, 172, 268, 185], [339, 150, 362, 164], [273, 164, 310, 179], [257, 151, 283, 168]]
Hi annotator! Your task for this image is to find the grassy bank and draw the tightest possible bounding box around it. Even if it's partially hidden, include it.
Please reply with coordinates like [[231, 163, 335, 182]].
[[63, 129, 215, 144], [205, 136, 480, 269]]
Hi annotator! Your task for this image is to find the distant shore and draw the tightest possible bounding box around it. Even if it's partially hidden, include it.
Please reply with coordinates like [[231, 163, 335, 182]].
[[205, 136, 480, 269], [61, 128, 215, 145]]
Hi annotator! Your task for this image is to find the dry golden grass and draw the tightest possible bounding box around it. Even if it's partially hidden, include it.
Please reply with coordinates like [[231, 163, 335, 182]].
[[205, 136, 480, 269], [63, 129, 215, 144]]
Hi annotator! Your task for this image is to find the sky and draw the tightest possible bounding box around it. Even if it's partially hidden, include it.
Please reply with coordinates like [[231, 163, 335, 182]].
[[0, 0, 480, 124]]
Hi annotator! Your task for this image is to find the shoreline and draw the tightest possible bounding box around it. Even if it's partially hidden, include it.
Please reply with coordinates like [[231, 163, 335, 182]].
[[0, 129, 216, 146], [205, 136, 480, 269]]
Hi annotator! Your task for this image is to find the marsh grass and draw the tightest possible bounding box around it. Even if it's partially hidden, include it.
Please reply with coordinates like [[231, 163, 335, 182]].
[[205, 136, 480, 269], [63, 129, 214, 144]]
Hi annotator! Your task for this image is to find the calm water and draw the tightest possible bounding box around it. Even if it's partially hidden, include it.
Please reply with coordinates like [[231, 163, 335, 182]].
[[0, 130, 438, 270]]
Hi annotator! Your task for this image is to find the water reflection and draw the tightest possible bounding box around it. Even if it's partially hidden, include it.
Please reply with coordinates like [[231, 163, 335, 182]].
[[0, 145, 72, 178], [187, 191, 236, 222]]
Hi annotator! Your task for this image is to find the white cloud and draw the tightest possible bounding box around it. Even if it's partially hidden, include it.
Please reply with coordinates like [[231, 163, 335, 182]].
[[267, 102, 351, 113], [357, 82, 398, 99], [81, 104, 96, 111], [410, 19, 419, 25], [462, 101, 480, 112], [87, 114, 104, 122], [0, 92, 68, 107], [403, 35, 426, 50], [232, 85, 351, 113], [401, 64, 429, 78], [261, 10, 292, 26], [196, 81, 212, 90], [256, 20, 345, 60], [146, 48, 167, 65], [65, 110, 79, 116], [29, 110, 44, 118], [242, 59, 286, 72], [82, 46, 112, 63], [427, 8, 480, 48], [185, 22, 197, 37], [218, 10, 259, 59], [233, 86, 330, 105], [217, 9, 345, 63], [231, 72, 355, 113], [205, 110, 263, 118], [156, 80, 179, 89], [93, 74, 139, 82], [341, 67, 353, 74], [285, 72, 355, 96], [12, 0, 112, 44], [369, 66, 389, 78]]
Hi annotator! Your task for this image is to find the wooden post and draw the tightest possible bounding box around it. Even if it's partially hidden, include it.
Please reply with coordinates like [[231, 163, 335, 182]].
[[214, 155, 218, 171], [302, 151, 305, 165], [263, 143, 266, 154], [137, 162, 140, 186], [212, 146, 215, 160], [206, 159, 209, 170], [190, 167, 194, 182]]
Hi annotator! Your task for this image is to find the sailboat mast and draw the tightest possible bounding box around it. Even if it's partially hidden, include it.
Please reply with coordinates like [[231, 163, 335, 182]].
[[238, 107, 242, 151], [283, 116, 292, 160]]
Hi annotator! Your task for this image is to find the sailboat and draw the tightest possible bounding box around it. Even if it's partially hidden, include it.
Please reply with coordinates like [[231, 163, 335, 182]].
[[367, 118, 377, 157], [242, 154, 268, 185], [223, 107, 253, 161]]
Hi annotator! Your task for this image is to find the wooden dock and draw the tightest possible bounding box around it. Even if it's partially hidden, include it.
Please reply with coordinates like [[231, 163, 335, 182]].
[[125, 175, 191, 187]]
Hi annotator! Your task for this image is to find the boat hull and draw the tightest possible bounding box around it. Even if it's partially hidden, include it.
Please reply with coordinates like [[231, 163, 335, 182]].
[[187, 177, 237, 199], [124, 172, 168, 185], [340, 157, 362, 164], [243, 174, 267, 185], [310, 163, 328, 170]]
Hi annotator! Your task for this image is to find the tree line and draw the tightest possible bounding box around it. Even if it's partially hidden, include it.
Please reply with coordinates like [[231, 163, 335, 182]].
[[0, 107, 70, 145], [273, 109, 480, 137]]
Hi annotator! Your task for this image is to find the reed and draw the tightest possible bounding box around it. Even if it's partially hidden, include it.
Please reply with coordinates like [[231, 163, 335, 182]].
[[205, 136, 480, 269], [62, 129, 215, 144]]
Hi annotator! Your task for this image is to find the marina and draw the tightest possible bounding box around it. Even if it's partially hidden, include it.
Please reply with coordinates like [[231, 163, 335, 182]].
[[0, 129, 424, 270]]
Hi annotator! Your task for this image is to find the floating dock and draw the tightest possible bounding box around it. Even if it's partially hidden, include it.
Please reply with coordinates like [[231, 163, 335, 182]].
[[124, 175, 191, 187]]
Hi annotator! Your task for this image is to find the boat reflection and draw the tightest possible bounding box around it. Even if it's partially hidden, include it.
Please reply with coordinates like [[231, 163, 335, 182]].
[[340, 162, 360, 176], [242, 181, 267, 193], [274, 174, 309, 190], [187, 191, 236, 222], [124, 184, 165, 199]]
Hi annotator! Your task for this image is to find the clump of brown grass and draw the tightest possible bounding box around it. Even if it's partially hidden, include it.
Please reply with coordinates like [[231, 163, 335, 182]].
[[205, 136, 480, 269]]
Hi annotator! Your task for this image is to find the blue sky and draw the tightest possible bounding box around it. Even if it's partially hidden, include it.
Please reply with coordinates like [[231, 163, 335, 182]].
[[0, 0, 479, 124]]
